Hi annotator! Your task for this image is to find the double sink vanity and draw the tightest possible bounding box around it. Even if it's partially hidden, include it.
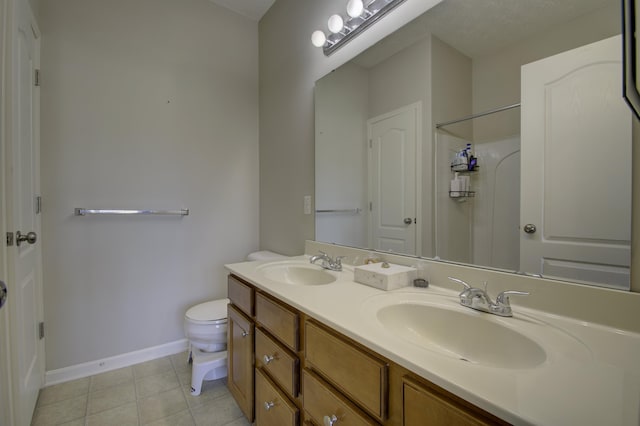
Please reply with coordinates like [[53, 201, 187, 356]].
[[224, 241, 640, 425]]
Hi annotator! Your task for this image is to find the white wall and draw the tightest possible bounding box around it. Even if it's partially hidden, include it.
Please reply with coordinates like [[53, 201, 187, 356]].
[[39, 0, 259, 370]]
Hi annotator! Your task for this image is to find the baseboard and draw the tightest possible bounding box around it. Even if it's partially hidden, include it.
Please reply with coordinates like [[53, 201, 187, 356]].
[[44, 339, 189, 386]]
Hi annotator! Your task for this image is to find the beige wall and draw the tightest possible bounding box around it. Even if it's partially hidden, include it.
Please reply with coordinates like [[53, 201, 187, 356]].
[[40, 0, 259, 370]]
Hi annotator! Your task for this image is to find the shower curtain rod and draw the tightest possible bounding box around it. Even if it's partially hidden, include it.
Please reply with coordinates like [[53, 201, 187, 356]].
[[435, 103, 521, 129]]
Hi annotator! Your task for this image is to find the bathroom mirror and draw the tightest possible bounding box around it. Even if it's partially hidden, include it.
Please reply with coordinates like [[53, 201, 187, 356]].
[[314, 0, 632, 290]]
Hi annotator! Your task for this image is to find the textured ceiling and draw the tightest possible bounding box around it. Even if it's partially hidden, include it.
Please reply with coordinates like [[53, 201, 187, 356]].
[[424, 0, 614, 57], [208, 0, 274, 21], [353, 0, 615, 68]]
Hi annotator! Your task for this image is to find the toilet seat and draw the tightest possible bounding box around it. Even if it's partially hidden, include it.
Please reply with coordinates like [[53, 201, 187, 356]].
[[185, 298, 229, 324]]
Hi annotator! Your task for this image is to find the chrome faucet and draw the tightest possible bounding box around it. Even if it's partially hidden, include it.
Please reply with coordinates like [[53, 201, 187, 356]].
[[448, 277, 529, 317], [309, 251, 344, 271]]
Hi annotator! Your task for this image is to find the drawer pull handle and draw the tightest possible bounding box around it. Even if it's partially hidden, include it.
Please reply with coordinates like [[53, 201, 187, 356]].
[[263, 354, 275, 364], [323, 415, 338, 426], [264, 401, 275, 411], [240, 329, 249, 338]]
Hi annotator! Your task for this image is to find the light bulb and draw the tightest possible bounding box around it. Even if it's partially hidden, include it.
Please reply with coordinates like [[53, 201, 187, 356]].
[[346, 0, 364, 18], [311, 30, 327, 47], [327, 14, 344, 34]]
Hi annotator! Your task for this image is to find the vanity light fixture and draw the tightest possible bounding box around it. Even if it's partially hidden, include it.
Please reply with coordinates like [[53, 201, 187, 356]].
[[311, 0, 407, 56]]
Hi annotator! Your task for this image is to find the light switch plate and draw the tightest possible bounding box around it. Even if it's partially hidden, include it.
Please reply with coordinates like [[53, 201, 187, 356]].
[[304, 195, 312, 215]]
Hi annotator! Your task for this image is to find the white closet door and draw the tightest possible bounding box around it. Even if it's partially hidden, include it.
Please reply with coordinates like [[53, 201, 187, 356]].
[[8, 0, 44, 424]]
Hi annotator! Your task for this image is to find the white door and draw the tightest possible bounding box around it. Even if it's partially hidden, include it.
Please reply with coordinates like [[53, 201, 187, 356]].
[[368, 103, 421, 255], [520, 35, 631, 289], [0, 287, 11, 426], [7, 0, 44, 423], [0, 0, 15, 423]]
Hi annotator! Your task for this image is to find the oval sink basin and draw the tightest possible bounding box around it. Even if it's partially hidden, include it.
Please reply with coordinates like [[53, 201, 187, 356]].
[[376, 303, 547, 369], [258, 263, 338, 286]]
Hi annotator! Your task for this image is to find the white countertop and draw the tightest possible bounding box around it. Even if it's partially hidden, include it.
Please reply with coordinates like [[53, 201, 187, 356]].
[[225, 256, 640, 426]]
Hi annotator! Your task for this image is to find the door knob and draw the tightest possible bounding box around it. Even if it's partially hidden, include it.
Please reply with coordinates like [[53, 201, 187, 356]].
[[403, 217, 412, 225], [523, 224, 537, 234], [0, 281, 6, 309], [16, 231, 37, 247]]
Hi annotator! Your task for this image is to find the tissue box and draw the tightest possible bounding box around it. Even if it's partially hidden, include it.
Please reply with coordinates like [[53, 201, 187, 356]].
[[354, 263, 417, 290]]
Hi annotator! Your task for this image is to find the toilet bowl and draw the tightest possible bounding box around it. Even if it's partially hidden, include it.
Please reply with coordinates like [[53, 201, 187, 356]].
[[184, 250, 285, 396], [184, 298, 229, 396]]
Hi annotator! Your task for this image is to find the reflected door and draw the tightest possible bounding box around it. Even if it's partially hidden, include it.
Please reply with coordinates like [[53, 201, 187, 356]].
[[520, 35, 631, 289], [368, 103, 420, 255]]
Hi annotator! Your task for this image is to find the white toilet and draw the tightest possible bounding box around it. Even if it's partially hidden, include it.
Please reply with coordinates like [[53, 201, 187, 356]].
[[184, 298, 230, 396], [184, 250, 286, 396]]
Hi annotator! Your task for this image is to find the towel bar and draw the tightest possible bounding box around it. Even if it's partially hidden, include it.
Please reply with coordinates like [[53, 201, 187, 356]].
[[74, 208, 189, 216]]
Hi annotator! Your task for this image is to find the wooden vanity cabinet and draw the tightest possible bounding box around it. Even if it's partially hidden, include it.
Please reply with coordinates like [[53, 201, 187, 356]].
[[226, 274, 510, 426]]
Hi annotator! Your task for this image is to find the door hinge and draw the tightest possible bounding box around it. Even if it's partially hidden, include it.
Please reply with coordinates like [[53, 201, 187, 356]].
[[6, 232, 14, 247], [34, 69, 40, 87], [39, 322, 45, 339], [369, 202, 373, 211], [369, 139, 373, 148], [36, 196, 42, 214]]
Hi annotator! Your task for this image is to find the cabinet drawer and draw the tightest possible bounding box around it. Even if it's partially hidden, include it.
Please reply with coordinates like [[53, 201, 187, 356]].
[[256, 327, 299, 398], [302, 370, 375, 426], [228, 275, 253, 316], [255, 292, 299, 351], [403, 377, 506, 426], [256, 368, 299, 426], [305, 320, 387, 421]]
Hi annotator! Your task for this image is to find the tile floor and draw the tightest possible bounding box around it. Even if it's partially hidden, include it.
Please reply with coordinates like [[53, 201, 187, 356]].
[[31, 352, 251, 426]]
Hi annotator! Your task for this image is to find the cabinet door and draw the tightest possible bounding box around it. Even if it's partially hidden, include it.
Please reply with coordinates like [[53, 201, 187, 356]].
[[403, 378, 497, 426], [228, 304, 254, 422], [255, 368, 299, 426]]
